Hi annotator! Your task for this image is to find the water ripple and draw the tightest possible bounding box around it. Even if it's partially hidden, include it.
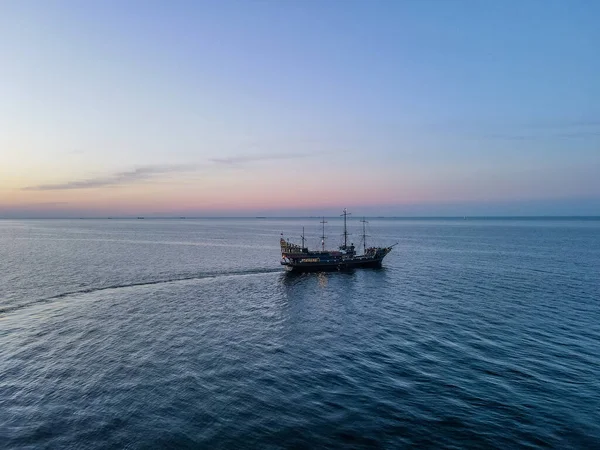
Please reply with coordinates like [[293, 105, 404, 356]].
[[0, 268, 282, 316], [1, 219, 600, 448]]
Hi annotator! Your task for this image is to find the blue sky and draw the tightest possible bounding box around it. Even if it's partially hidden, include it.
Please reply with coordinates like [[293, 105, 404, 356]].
[[1, 0, 599, 216]]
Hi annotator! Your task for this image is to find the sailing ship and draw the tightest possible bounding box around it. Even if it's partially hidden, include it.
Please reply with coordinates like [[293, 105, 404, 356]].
[[280, 209, 397, 272]]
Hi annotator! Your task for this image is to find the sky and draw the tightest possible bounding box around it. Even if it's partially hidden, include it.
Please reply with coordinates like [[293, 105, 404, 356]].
[[1, 0, 599, 217]]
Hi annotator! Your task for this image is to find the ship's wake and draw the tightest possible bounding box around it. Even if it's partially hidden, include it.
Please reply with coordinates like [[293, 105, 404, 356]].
[[0, 268, 283, 316]]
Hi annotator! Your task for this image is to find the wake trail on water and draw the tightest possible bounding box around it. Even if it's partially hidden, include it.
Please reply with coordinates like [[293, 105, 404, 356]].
[[0, 268, 283, 316]]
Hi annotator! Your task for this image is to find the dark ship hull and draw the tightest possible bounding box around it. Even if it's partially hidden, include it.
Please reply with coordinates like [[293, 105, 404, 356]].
[[280, 254, 388, 272], [279, 210, 396, 273]]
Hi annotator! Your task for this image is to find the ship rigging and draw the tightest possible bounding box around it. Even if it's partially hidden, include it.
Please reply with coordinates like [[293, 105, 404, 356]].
[[280, 209, 396, 272]]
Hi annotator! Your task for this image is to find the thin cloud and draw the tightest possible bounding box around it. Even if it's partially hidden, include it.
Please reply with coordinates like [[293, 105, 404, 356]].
[[483, 120, 600, 141], [526, 119, 600, 129], [2, 202, 70, 207], [22, 152, 323, 191], [23, 165, 193, 191], [426, 118, 600, 140], [210, 152, 314, 165], [486, 130, 600, 141]]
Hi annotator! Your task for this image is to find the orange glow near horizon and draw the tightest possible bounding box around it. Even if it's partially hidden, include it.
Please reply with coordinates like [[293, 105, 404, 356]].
[[1, 163, 423, 215], [3, 157, 598, 216]]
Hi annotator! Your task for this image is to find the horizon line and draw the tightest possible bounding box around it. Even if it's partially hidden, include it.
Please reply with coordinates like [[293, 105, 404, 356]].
[[1, 215, 599, 220]]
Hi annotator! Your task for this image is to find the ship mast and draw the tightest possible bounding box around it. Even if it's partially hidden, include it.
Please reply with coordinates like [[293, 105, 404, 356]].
[[301, 227, 305, 249], [361, 217, 368, 253], [341, 208, 351, 249], [320, 217, 327, 251]]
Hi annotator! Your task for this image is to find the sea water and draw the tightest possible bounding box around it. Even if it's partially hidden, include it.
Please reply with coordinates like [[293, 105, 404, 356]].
[[1, 218, 599, 448]]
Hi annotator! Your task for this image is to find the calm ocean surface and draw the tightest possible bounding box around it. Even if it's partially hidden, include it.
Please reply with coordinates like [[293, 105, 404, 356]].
[[1, 217, 599, 449]]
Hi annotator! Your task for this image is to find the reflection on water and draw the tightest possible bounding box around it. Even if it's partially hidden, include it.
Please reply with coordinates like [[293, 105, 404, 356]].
[[317, 272, 328, 288]]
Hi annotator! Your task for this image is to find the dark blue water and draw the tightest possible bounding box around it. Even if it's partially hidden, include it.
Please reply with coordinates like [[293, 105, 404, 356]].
[[1, 218, 599, 448]]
